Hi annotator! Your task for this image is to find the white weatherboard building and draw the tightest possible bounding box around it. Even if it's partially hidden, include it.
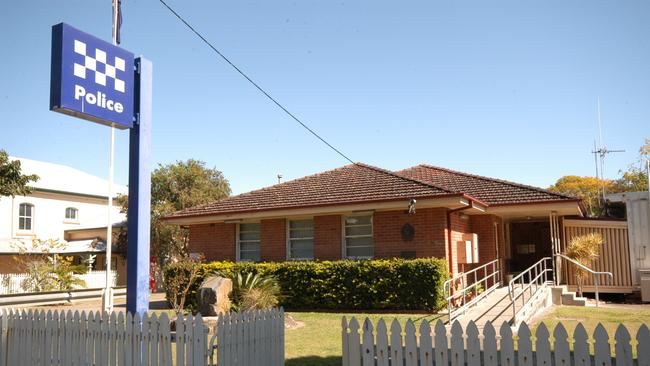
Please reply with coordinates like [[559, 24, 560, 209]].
[[0, 157, 127, 286]]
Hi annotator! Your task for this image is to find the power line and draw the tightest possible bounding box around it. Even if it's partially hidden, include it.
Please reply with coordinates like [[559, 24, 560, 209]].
[[158, 0, 354, 164]]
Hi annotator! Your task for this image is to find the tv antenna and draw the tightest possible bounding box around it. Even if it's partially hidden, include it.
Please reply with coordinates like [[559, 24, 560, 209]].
[[591, 98, 624, 208]]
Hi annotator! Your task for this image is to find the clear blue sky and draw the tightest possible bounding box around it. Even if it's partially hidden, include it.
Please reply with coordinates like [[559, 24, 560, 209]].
[[1, 0, 648, 195]]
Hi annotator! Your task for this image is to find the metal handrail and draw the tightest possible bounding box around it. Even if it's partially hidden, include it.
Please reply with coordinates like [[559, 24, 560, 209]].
[[508, 257, 553, 325], [443, 258, 502, 323], [555, 253, 613, 307]]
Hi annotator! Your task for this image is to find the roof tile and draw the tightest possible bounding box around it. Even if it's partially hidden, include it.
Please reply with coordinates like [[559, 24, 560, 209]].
[[396, 164, 575, 205]]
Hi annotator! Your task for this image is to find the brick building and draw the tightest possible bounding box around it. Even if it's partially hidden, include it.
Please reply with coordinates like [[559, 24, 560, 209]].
[[164, 163, 582, 275]]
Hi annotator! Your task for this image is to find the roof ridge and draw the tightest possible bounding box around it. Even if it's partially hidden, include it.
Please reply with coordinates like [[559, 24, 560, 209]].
[[413, 164, 575, 200], [354, 162, 458, 194]]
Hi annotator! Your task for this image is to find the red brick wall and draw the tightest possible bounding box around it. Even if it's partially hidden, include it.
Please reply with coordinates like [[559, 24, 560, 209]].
[[188, 223, 236, 261], [373, 208, 447, 259], [261, 219, 286, 261], [314, 215, 342, 260]]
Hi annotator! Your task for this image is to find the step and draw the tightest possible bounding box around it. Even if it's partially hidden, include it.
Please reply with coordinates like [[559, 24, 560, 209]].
[[561, 292, 586, 306]]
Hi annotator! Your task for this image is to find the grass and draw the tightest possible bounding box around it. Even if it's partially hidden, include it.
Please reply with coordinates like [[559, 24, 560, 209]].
[[529, 305, 650, 354], [285, 311, 444, 366]]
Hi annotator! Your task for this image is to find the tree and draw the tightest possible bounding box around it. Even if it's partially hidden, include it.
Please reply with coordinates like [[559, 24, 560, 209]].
[[0, 150, 39, 197], [548, 176, 615, 217], [564, 233, 603, 297], [118, 159, 231, 264], [12, 238, 88, 292], [615, 138, 649, 192]]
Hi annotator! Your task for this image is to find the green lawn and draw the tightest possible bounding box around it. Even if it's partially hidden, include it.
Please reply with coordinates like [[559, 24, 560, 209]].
[[529, 305, 650, 355], [285, 312, 444, 366]]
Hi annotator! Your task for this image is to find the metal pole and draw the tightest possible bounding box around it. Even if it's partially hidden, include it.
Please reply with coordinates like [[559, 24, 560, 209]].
[[102, 0, 119, 312], [595, 276, 600, 308]]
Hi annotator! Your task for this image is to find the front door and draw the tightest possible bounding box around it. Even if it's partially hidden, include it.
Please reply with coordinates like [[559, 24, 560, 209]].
[[509, 221, 551, 272]]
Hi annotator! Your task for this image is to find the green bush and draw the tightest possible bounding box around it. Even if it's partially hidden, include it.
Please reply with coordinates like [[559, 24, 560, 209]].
[[164, 258, 448, 311]]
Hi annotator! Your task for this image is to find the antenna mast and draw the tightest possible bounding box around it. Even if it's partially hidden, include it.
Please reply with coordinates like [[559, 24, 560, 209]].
[[591, 98, 624, 211]]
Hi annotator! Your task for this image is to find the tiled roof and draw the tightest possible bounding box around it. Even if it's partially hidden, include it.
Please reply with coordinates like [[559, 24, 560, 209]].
[[166, 163, 458, 219], [396, 164, 576, 205]]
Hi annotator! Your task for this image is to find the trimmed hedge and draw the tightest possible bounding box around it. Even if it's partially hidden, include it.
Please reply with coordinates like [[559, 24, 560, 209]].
[[164, 258, 448, 311]]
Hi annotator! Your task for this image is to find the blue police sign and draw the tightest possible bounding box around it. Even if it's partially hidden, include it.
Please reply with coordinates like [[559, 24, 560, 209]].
[[50, 23, 134, 129]]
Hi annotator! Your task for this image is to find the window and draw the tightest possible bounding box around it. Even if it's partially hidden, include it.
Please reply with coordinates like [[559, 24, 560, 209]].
[[65, 207, 79, 220], [344, 215, 373, 258], [288, 219, 314, 260], [238, 223, 261, 261], [18, 203, 34, 231]]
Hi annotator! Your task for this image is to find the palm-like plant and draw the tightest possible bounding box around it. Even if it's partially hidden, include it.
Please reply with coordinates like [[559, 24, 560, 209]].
[[564, 233, 603, 297], [228, 272, 281, 312]]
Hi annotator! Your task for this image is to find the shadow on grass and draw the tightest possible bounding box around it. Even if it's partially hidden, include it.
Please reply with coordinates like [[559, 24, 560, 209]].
[[286, 356, 342, 366]]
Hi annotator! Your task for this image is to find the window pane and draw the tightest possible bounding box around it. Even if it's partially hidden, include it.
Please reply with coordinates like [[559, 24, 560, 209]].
[[291, 247, 314, 259], [19, 218, 25, 230], [19, 204, 25, 216], [25, 205, 32, 216], [289, 229, 313, 239], [345, 225, 372, 236], [345, 215, 371, 226], [347, 246, 373, 258], [240, 223, 260, 232], [24, 218, 32, 230], [346, 236, 373, 248], [290, 239, 313, 250], [240, 250, 260, 262], [240, 232, 260, 241], [289, 219, 313, 230], [240, 242, 260, 252]]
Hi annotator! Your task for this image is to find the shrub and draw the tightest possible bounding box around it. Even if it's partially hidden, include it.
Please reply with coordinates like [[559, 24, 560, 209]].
[[164, 255, 204, 313], [164, 258, 448, 311]]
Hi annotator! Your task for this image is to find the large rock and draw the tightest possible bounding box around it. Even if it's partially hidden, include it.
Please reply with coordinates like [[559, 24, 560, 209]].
[[197, 276, 232, 316]]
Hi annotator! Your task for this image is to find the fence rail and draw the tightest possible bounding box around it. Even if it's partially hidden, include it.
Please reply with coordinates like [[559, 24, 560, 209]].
[[0, 270, 117, 295], [342, 316, 650, 366]]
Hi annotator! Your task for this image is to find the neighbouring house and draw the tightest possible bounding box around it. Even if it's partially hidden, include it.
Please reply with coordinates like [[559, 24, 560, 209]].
[[164, 163, 583, 277], [0, 157, 127, 286]]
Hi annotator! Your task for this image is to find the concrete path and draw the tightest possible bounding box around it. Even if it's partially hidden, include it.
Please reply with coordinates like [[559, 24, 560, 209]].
[[451, 285, 536, 330]]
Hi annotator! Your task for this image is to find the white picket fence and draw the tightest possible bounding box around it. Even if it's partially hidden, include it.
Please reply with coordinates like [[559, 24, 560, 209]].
[[208, 308, 285, 366], [342, 317, 650, 366], [0, 307, 285, 366], [0, 270, 117, 294], [0, 308, 179, 366]]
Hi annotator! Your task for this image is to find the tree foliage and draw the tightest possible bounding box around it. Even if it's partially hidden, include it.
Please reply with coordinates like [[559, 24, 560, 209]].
[[615, 138, 649, 192], [12, 239, 88, 292], [117, 159, 231, 264], [548, 176, 615, 217], [0, 150, 39, 198]]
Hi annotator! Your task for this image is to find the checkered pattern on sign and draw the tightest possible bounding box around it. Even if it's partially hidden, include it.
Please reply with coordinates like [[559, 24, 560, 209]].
[[72, 40, 126, 93]]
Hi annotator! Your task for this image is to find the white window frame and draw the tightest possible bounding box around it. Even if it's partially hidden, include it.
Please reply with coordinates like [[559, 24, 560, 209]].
[[65, 207, 79, 221], [342, 214, 374, 259], [286, 218, 314, 260], [18, 203, 34, 232], [236, 222, 261, 262]]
